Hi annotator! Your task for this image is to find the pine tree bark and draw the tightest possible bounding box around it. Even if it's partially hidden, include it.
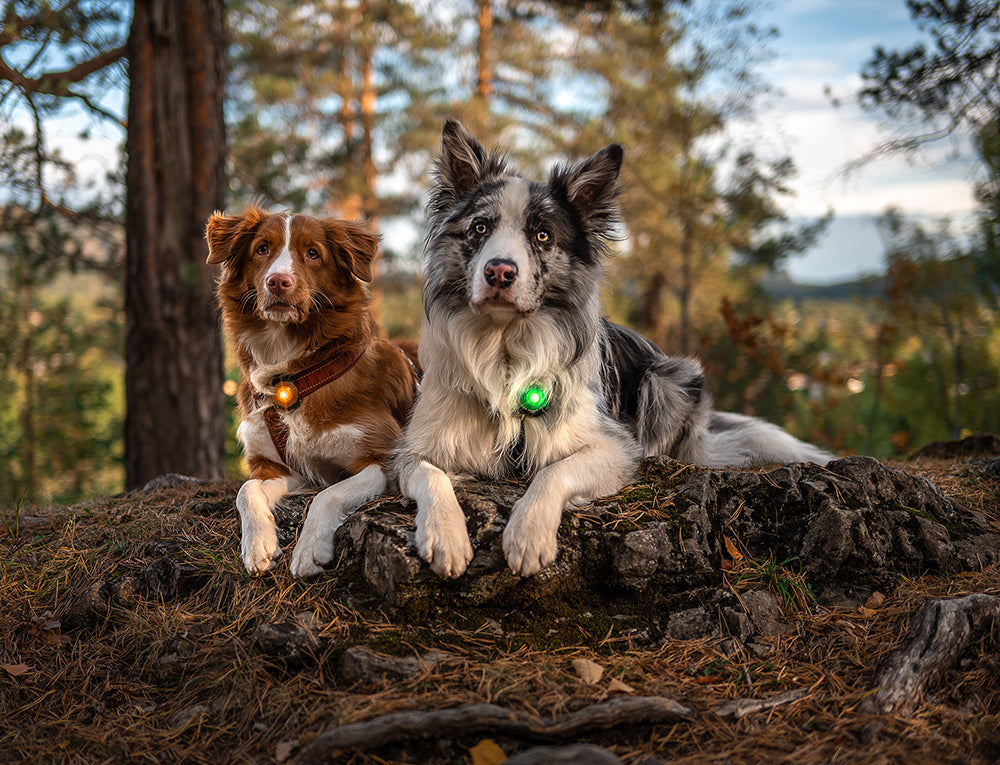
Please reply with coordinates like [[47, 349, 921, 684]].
[[124, 0, 227, 488]]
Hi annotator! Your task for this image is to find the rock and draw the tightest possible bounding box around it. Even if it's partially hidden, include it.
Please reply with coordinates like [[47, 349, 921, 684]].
[[909, 433, 1000, 460], [721, 607, 753, 642], [142, 473, 208, 491], [273, 493, 311, 547], [339, 645, 448, 685], [256, 621, 320, 660], [82, 454, 997, 647], [505, 744, 624, 764], [740, 590, 791, 637], [971, 457, 1000, 478], [62, 550, 209, 626], [170, 703, 210, 728], [308, 456, 999, 620], [666, 606, 717, 640]]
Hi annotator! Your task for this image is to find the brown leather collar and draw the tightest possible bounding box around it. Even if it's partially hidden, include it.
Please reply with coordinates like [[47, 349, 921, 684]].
[[255, 343, 368, 466]]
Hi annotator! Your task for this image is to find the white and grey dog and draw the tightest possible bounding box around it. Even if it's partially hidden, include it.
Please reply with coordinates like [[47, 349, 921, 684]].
[[395, 120, 832, 579]]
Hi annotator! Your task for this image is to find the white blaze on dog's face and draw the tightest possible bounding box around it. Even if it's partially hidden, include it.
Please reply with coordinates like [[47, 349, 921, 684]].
[[257, 215, 298, 322], [205, 208, 378, 333], [423, 119, 625, 328], [467, 178, 541, 317]]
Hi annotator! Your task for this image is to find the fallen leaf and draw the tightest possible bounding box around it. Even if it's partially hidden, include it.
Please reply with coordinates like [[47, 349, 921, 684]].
[[274, 739, 298, 763], [3, 663, 31, 677], [864, 591, 885, 610], [607, 677, 636, 694], [31, 613, 61, 631], [572, 657, 604, 685], [469, 738, 507, 765], [723, 536, 743, 561], [43, 632, 72, 647]]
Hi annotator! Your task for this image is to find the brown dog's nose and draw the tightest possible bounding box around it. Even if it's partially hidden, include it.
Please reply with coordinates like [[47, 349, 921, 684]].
[[266, 272, 295, 293], [484, 259, 518, 288]]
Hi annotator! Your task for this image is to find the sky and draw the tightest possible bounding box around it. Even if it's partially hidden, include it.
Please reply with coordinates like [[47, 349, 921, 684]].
[[756, 0, 980, 283]]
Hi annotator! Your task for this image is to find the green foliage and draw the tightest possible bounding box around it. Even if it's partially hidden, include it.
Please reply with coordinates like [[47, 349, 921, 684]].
[[0, 3, 127, 506], [734, 554, 816, 612], [0, 217, 124, 507]]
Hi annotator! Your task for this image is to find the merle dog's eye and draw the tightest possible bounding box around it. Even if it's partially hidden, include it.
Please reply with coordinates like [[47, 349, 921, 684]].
[[306, 247, 319, 260], [255, 243, 269, 256], [535, 230, 551, 244], [472, 219, 489, 236]]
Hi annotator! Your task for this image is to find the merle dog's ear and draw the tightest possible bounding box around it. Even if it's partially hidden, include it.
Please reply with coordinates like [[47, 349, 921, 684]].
[[325, 219, 379, 283], [206, 207, 267, 265], [437, 119, 493, 198], [558, 144, 624, 222]]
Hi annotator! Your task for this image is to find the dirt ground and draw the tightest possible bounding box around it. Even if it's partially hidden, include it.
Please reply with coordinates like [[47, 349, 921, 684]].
[[2, 453, 999, 764]]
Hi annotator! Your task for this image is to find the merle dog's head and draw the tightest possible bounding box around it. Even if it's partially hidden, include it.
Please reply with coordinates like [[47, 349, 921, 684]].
[[423, 120, 624, 324]]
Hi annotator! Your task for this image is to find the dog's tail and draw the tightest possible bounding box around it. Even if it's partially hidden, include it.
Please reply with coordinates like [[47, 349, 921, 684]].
[[633, 357, 834, 468], [704, 411, 834, 468], [605, 319, 834, 468]]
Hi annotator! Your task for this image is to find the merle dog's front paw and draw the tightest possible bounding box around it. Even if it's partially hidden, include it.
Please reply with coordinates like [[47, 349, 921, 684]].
[[416, 499, 474, 578], [502, 499, 559, 576]]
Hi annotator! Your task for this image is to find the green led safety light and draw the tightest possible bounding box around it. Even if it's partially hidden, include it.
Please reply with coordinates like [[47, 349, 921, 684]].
[[518, 384, 550, 416]]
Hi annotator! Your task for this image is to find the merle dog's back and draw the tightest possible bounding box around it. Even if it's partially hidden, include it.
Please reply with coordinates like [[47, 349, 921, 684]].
[[600, 319, 832, 467]]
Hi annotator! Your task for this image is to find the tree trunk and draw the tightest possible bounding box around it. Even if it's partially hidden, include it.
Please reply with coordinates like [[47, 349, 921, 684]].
[[21, 283, 37, 502], [360, 28, 378, 228], [124, 0, 227, 489], [477, 0, 493, 103], [638, 268, 666, 350], [475, 0, 493, 129]]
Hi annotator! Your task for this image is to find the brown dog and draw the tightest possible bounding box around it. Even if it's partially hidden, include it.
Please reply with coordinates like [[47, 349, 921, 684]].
[[206, 207, 418, 576]]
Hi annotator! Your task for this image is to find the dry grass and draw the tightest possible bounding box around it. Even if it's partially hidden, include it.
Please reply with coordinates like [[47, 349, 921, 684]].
[[2, 457, 999, 764]]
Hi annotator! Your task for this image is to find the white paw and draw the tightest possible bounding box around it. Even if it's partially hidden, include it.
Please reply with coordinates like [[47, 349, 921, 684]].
[[242, 524, 282, 575], [502, 499, 559, 577], [289, 520, 337, 579], [416, 500, 474, 578]]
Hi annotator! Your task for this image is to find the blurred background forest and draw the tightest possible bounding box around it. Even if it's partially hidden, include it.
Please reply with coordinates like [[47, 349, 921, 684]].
[[2, 0, 999, 507]]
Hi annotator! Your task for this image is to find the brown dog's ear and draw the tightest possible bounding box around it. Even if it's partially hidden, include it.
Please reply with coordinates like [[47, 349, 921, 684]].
[[205, 207, 268, 265], [325, 219, 380, 283]]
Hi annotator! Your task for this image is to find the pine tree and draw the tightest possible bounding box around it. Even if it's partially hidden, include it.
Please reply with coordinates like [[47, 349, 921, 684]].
[[561, 1, 819, 354]]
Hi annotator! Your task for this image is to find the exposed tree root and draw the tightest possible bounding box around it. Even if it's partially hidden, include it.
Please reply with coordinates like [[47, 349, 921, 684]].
[[715, 689, 809, 720], [296, 696, 694, 764], [861, 593, 1000, 715]]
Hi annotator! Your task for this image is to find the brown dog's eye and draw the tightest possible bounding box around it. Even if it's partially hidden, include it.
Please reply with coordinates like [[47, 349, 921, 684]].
[[536, 230, 551, 243], [255, 243, 269, 257], [472, 219, 489, 236], [306, 248, 320, 260]]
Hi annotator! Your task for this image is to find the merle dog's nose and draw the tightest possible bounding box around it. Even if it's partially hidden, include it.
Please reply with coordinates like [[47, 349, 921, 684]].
[[484, 259, 518, 288]]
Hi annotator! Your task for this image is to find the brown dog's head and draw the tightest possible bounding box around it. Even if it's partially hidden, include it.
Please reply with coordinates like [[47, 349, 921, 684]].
[[205, 207, 379, 341]]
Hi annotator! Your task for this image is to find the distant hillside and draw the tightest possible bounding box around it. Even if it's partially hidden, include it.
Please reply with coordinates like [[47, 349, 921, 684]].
[[760, 269, 883, 302]]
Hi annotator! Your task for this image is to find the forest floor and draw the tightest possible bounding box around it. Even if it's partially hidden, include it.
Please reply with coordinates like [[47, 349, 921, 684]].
[[2, 445, 999, 764]]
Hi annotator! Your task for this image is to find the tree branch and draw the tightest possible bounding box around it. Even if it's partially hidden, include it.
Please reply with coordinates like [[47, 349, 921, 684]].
[[0, 45, 126, 97], [296, 696, 694, 764]]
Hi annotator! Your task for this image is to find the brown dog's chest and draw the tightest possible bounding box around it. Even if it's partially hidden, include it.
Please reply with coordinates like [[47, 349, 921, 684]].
[[237, 397, 366, 486]]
